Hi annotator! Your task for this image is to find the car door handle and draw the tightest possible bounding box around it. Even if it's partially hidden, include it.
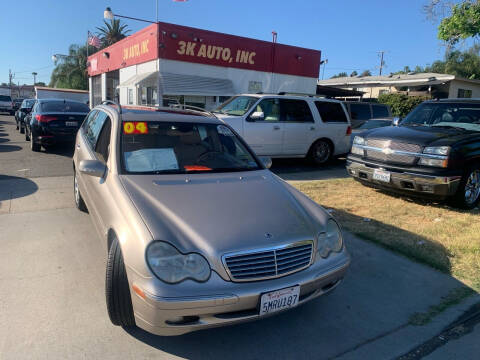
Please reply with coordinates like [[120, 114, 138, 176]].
[[310, 126, 316, 130], [273, 125, 281, 130]]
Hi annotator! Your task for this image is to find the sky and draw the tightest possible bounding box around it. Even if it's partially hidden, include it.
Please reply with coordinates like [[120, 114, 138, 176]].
[[0, 0, 455, 85]]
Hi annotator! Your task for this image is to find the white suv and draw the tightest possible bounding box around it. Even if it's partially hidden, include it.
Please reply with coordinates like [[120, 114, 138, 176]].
[[0, 94, 14, 115], [214, 94, 352, 165]]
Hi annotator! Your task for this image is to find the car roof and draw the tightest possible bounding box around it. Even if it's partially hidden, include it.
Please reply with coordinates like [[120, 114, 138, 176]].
[[236, 93, 344, 103], [37, 98, 87, 104], [426, 98, 480, 103], [99, 106, 223, 125]]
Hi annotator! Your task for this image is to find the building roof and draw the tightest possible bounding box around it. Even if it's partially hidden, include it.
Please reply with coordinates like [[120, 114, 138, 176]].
[[35, 86, 88, 94], [317, 73, 480, 88]]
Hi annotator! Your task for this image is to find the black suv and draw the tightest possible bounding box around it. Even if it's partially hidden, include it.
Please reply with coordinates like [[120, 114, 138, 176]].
[[347, 99, 480, 209]]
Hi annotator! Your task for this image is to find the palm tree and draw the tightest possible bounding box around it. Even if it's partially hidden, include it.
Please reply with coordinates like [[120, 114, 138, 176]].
[[96, 19, 131, 47], [49, 44, 89, 90]]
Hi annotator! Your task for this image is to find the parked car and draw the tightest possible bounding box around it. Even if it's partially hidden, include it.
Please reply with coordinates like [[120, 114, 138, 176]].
[[12, 98, 24, 111], [347, 99, 480, 209], [73, 103, 350, 336], [15, 99, 36, 133], [343, 101, 392, 128], [25, 99, 90, 152], [0, 94, 14, 115], [213, 94, 352, 165]]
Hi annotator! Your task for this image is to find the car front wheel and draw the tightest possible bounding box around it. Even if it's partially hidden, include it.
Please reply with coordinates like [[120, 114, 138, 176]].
[[105, 237, 136, 327], [451, 164, 480, 209]]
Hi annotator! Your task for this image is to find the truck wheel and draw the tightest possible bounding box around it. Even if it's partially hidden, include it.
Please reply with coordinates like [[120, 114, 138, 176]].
[[450, 165, 480, 209], [105, 237, 136, 327], [309, 140, 332, 165], [74, 171, 88, 212]]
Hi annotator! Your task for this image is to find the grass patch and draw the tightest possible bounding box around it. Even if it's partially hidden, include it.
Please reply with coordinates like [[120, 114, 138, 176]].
[[293, 178, 480, 292], [409, 287, 476, 326]]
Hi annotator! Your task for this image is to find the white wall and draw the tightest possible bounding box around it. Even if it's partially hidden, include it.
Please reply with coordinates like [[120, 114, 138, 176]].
[[448, 79, 480, 98]]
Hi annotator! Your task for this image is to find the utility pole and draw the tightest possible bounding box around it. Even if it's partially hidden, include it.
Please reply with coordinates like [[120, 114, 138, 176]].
[[8, 69, 13, 90], [32, 72, 37, 86], [378, 51, 386, 76]]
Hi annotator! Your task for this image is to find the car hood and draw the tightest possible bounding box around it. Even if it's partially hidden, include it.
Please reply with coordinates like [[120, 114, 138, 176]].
[[362, 125, 479, 147], [120, 170, 325, 279], [212, 113, 244, 134]]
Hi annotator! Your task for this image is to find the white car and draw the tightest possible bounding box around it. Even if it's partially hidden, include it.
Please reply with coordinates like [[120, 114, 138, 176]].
[[213, 94, 352, 165], [0, 94, 14, 115]]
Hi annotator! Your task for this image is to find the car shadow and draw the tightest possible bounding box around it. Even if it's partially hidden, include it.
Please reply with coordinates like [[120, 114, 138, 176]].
[[0, 138, 9, 143], [0, 144, 22, 153], [122, 216, 475, 359], [0, 133, 8, 137], [0, 175, 38, 201], [271, 157, 349, 181]]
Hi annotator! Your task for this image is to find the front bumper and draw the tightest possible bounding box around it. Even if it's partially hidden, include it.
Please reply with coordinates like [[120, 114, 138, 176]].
[[346, 158, 461, 199], [128, 251, 350, 336]]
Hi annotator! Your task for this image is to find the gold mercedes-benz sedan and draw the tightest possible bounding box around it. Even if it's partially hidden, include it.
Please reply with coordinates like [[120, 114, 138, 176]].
[[73, 102, 350, 336]]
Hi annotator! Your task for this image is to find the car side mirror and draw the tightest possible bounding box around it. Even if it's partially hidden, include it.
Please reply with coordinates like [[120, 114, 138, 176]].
[[392, 117, 401, 126], [249, 111, 264, 121], [79, 160, 106, 178], [260, 156, 272, 169]]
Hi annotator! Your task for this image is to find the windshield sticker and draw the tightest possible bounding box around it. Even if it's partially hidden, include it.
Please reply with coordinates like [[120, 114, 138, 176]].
[[217, 125, 234, 136], [123, 121, 149, 134], [124, 148, 179, 172]]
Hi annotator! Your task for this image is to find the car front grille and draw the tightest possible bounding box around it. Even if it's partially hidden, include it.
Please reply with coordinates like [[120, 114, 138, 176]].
[[223, 241, 313, 282], [366, 139, 421, 165]]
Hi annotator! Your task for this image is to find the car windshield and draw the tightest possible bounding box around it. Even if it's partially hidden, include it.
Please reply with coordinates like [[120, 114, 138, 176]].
[[121, 121, 261, 174], [401, 102, 480, 131], [213, 96, 258, 116], [40, 101, 89, 113], [22, 99, 35, 108], [356, 120, 392, 130], [0, 95, 12, 102]]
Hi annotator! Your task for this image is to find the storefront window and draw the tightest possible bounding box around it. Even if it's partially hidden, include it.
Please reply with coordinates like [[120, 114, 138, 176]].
[[128, 89, 134, 105]]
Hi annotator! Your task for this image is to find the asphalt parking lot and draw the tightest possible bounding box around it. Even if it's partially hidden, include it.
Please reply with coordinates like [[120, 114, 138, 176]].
[[0, 114, 478, 359]]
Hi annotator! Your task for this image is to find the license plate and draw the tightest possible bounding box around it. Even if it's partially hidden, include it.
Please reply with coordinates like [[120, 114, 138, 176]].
[[260, 285, 300, 316], [373, 169, 391, 183], [65, 121, 78, 127]]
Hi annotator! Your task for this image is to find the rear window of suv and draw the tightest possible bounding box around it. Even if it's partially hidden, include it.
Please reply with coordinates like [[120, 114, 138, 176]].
[[349, 103, 371, 120], [0, 95, 12, 102], [40, 101, 89, 113], [315, 101, 348, 122], [372, 104, 390, 118]]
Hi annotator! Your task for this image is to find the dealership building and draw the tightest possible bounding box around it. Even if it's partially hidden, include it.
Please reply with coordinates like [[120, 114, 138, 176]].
[[87, 22, 321, 109]]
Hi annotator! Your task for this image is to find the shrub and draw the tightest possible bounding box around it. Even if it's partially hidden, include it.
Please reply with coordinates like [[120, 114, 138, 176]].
[[378, 93, 431, 118]]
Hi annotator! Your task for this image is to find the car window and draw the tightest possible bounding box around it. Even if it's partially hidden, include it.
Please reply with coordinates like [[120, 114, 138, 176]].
[[85, 111, 108, 148], [214, 96, 258, 116], [121, 122, 261, 174], [0, 95, 12, 102], [281, 99, 314, 123], [95, 116, 112, 163], [349, 103, 372, 120], [252, 99, 281, 122], [40, 101, 90, 113], [372, 104, 390, 118], [21, 99, 35, 108], [315, 101, 348, 123]]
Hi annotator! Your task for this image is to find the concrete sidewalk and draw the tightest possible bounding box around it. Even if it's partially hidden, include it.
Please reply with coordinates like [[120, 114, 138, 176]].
[[0, 175, 477, 359]]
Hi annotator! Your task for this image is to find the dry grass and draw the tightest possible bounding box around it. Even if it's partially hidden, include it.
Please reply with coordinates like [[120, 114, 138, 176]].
[[293, 178, 480, 291]]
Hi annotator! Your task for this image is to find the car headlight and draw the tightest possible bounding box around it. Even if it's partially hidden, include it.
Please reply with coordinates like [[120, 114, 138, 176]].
[[317, 219, 343, 259], [351, 145, 364, 156], [146, 241, 211, 284], [423, 146, 450, 156], [353, 136, 365, 145]]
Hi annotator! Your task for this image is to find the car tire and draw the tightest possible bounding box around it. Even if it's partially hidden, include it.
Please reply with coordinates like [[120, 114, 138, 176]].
[[15, 120, 19, 130], [309, 139, 333, 166], [105, 237, 136, 327], [30, 132, 41, 152], [25, 127, 30, 141], [19, 123, 25, 134], [450, 164, 480, 210], [73, 171, 88, 213]]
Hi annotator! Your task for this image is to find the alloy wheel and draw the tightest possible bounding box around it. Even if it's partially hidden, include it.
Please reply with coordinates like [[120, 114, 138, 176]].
[[464, 170, 480, 206], [314, 142, 331, 163]]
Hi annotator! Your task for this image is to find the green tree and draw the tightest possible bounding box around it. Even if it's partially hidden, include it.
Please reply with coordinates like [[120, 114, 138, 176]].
[[330, 72, 348, 79], [360, 70, 372, 77], [49, 44, 89, 90], [97, 19, 130, 47], [350, 70, 358, 77], [438, 1, 480, 44], [425, 45, 480, 79], [378, 93, 430, 117]]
